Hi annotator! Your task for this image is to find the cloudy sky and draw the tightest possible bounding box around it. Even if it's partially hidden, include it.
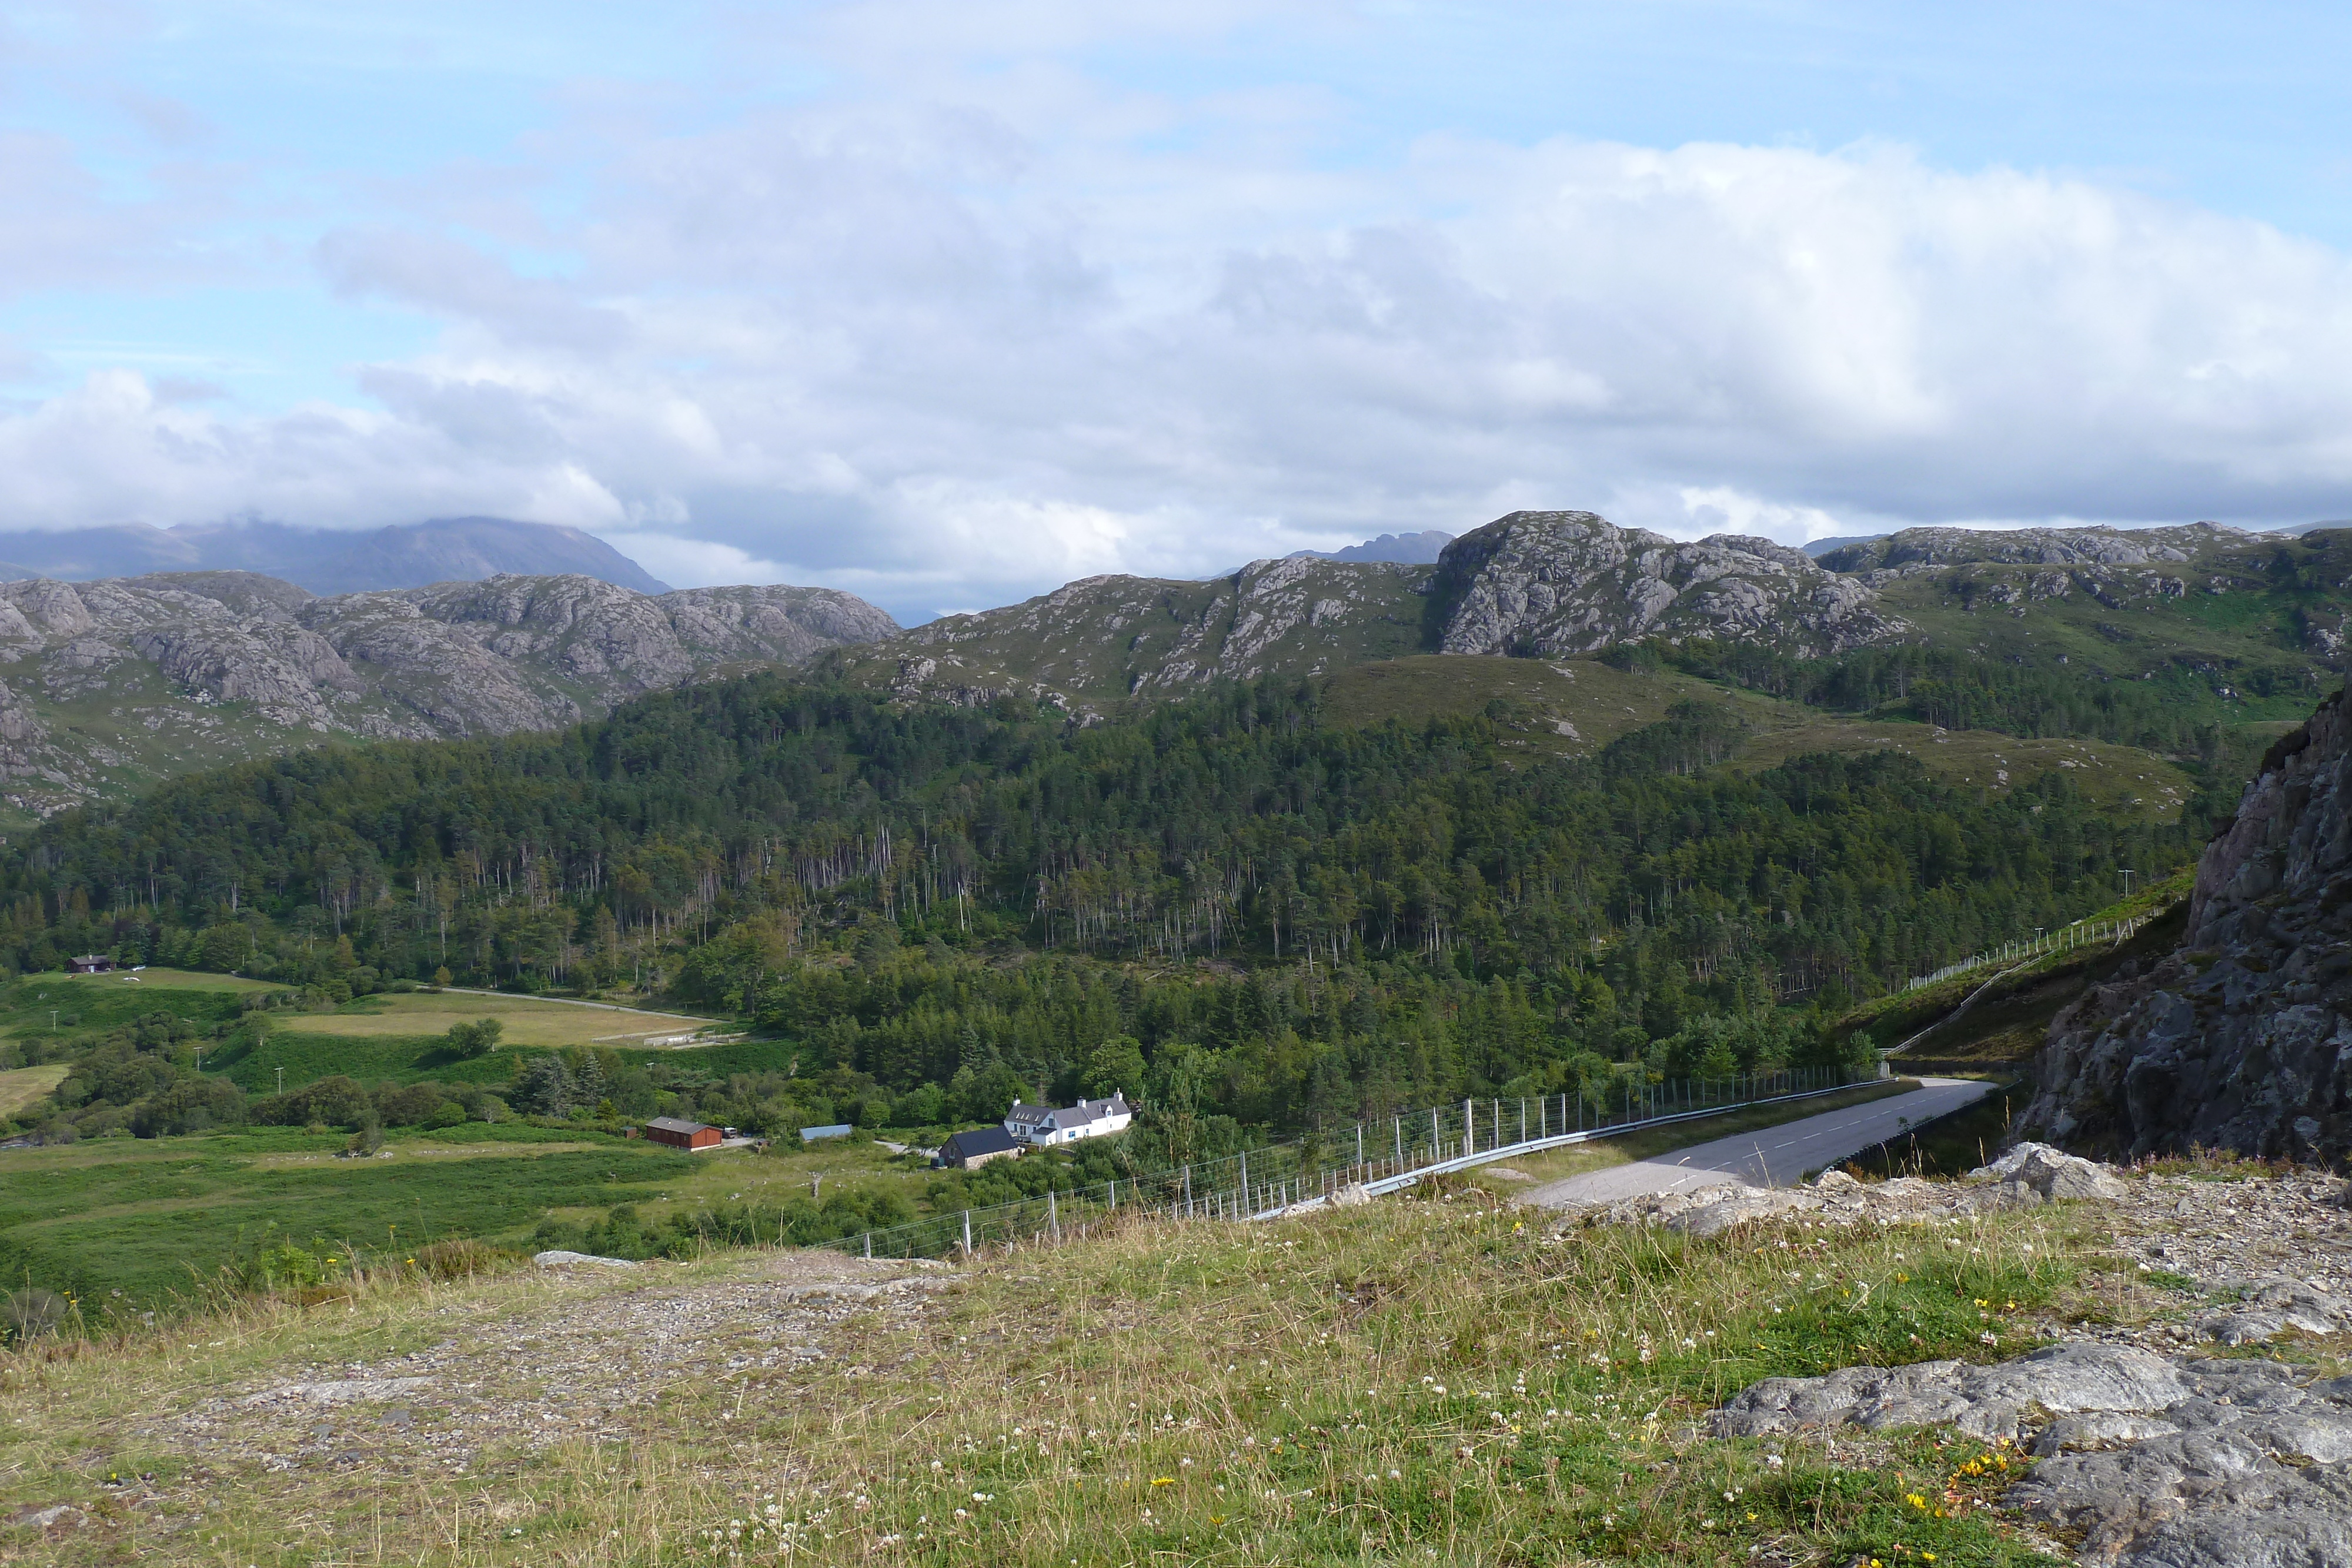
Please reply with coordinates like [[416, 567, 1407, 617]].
[[4, 2, 2351, 621]]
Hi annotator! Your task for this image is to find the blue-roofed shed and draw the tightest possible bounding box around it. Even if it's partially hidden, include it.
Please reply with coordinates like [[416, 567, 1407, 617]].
[[800, 1124, 855, 1144]]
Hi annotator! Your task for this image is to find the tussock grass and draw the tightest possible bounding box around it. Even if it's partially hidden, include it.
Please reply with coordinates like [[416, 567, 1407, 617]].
[[0, 1180, 2167, 1565]]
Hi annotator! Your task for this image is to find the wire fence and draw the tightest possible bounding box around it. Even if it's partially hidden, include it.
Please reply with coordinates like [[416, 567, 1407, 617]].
[[817, 1063, 1867, 1263], [1903, 912, 2153, 993]]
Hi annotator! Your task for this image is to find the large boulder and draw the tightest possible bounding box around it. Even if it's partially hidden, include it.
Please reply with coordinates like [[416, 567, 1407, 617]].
[[1715, 1345, 2352, 1568]]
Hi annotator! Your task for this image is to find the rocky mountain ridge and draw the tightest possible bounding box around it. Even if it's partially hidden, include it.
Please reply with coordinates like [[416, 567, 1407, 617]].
[[2023, 681, 2352, 1160], [845, 510, 2347, 715], [0, 570, 897, 820]]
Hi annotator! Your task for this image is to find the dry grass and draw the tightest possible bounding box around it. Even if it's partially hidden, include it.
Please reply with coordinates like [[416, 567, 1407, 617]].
[[0, 1171, 2191, 1566], [0, 1064, 68, 1118], [290, 989, 720, 1048]]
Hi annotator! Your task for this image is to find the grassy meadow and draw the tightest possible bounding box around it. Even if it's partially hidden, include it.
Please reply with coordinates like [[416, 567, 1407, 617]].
[[283, 988, 719, 1047], [0, 1173, 2205, 1566], [0, 1123, 700, 1306]]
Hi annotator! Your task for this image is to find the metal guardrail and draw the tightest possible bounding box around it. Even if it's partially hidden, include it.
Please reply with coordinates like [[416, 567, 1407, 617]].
[[818, 1065, 1866, 1261]]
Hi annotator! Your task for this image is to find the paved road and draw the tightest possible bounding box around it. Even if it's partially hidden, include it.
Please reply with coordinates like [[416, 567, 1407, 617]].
[[1519, 1077, 2000, 1209]]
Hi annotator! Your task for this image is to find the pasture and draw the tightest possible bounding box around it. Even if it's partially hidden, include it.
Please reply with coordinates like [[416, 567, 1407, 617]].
[[279, 988, 720, 1047], [0, 1122, 700, 1306]]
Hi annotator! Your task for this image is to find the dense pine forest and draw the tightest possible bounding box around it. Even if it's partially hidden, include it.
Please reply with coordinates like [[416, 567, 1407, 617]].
[[0, 668, 2218, 1143]]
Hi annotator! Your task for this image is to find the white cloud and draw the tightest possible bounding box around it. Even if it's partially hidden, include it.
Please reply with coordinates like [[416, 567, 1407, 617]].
[[6, 8, 2352, 621]]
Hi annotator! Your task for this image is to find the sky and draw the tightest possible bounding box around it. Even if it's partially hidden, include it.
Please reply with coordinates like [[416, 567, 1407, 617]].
[[4, 2, 2352, 623]]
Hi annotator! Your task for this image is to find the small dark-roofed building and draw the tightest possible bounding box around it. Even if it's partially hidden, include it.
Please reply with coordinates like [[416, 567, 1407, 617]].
[[644, 1116, 722, 1151], [935, 1126, 1020, 1169], [68, 955, 112, 974]]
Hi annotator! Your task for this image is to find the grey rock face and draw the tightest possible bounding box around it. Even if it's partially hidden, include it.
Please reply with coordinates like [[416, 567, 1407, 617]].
[[1816, 522, 2220, 574], [892, 556, 1429, 713], [1430, 511, 1896, 657], [1715, 1344, 2352, 1568], [2022, 686, 2352, 1160], [0, 570, 897, 815]]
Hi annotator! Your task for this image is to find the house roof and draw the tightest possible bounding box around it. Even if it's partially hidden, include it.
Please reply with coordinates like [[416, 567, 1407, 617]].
[[646, 1116, 714, 1135], [1004, 1101, 1053, 1125], [799, 1124, 854, 1142], [943, 1126, 1019, 1158]]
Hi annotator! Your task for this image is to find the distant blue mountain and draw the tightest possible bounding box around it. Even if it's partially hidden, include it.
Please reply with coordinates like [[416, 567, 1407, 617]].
[[1289, 529, 1456, 565], [0, 516, 667, 594]]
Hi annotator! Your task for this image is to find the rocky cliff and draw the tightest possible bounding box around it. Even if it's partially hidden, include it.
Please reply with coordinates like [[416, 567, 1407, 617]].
[[2023, 685, 2352, 1161], [0, 571, 896, 817], [851, 509, 1910, 711], [1429, 510, 1896, 656]]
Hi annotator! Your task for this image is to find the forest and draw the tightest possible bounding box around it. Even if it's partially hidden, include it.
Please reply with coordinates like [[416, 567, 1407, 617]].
[[0, 666, 2220, 1145]]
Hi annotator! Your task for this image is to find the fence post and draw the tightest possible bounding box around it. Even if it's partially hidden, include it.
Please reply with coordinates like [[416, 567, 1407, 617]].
[[1048, 1189, 1060, 1242], [963, 1209, 973, 1255], [863, 1232, 871, 1259], [1395, 1116, 1404, 1169], [1430, 1108, 1439, 1164]]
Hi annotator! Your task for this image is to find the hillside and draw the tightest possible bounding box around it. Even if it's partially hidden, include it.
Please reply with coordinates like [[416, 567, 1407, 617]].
[[0, 1151, 2330, 1566], [0, 572, 897, 823], [834, 513, 2350, 743]]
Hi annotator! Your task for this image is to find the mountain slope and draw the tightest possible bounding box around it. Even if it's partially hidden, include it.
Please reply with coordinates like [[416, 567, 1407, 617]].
[[0, 571, 897, 823], [847, 512, 2352, 734]]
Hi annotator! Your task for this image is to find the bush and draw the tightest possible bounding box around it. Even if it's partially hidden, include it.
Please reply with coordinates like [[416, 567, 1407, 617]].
[[129, 1075, 248, 1138], [252, 1074, 372, 1129], [443, 1018, 504, 1059]]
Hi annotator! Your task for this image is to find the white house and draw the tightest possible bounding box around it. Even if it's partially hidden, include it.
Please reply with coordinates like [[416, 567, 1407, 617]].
[[1004, 1092, 1133, 1146]]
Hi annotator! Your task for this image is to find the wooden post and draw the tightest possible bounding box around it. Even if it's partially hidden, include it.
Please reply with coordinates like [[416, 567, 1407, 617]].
[[1464, 1099, 1474, 1158], [1395, 1116, 1404, 1169], [863, 1232, 871, 1258], [1048, 1189, 1059, 1242], [962, 1209, 973, 1255]]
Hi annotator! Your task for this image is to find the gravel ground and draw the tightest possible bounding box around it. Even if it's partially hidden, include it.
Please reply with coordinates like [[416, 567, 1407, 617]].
[[132, 1248, 956, 1490]]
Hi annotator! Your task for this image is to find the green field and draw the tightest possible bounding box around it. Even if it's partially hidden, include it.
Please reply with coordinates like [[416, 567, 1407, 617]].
[[0, 971, 256, 1057], [205, 1021, 801, 1095], [0, 1122, 699, 1306], [288, 988, 720, 1047]]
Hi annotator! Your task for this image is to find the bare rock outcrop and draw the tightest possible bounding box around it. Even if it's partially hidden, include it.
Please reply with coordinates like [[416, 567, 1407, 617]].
[[1573, 1142, 2131, 1238], [2022, 686, 2352, 1161], [1716, 1343, 2352, 1568], [0, 570, 897, 814], [1430, 511, 1896, 657]]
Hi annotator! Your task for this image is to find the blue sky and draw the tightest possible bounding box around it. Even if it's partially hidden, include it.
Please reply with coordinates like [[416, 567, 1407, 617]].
[[4, 1, 2351, 618]]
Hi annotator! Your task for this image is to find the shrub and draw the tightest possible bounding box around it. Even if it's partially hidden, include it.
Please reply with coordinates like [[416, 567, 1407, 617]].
[[443, 1018, 505, 1059]]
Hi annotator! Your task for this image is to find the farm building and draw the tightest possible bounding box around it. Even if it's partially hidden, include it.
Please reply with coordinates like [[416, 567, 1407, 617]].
[[1004, 1092, 1132, 1146], [644, 1116, 723, 1151], [67, 955, 113, 974], [936, 1126, 1020, 1169]]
